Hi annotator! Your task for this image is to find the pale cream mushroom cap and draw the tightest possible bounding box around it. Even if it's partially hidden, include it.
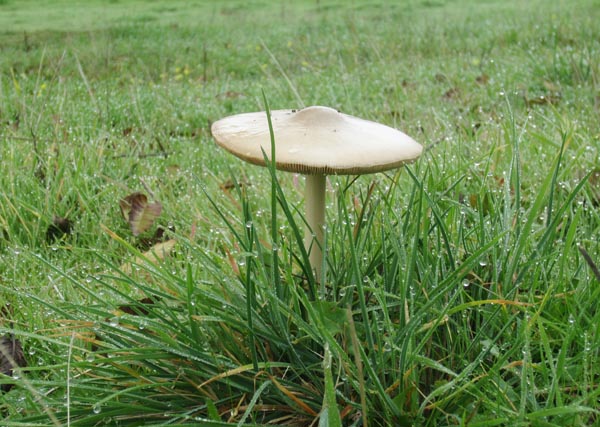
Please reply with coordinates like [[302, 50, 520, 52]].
[[211, 105, 423, 281], [211, 106, 422, 175]]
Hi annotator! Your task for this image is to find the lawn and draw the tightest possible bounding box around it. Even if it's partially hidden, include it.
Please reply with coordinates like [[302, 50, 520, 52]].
[[0, 0, 599, 425]]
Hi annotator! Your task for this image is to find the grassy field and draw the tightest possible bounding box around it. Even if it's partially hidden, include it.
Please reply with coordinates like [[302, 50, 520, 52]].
[[1, 0, 599, 425]]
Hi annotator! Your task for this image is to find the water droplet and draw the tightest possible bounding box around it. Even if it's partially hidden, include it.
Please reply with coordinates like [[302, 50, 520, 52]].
[[462, 280, 470, 289], [583, 332, 591, 351], [92, 404, 101, 414], [109, 317, 119, 327]]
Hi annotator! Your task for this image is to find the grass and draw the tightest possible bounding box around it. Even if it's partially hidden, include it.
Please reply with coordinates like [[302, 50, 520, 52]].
[[1, 0, 599, 425]]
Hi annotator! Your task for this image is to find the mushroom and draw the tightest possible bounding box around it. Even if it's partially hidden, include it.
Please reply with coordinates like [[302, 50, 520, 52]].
[[211, 106, 422, 280]]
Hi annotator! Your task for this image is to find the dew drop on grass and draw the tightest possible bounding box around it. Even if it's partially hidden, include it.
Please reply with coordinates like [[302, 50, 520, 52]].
[[462, 279, 470, 289], [92, 404, 101, 414], [583, 332, 591, 352], [109, 317, 119, 327]]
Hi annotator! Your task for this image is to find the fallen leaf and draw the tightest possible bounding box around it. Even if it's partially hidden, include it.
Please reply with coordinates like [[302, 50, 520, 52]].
[[219, 179, 250, 192], [119, 192, 162, 236], [92, 296, 162, 352], [543, 80, 560, 92], [216, 91, 245, 99], [435, 73, 447, 82], [138, 225, 174, 251], [117, 296, 161, 316], [120, 239, 177, 275], [475, 74, 489, 85], [46, 216, 73, 242], [443, 87, 460, 99], [524, 93, 561, 106], [0, 335, 26, 393]]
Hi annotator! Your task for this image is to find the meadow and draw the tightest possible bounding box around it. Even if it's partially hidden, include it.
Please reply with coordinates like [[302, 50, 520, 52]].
[[0, 0, 599, 425]]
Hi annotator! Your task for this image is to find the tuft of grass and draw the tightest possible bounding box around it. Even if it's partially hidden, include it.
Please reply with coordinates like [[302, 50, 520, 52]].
[[1, 0, 599, 425]]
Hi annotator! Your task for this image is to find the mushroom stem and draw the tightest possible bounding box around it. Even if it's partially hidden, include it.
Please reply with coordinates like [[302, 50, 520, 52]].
[[304, 174, 326, 280]]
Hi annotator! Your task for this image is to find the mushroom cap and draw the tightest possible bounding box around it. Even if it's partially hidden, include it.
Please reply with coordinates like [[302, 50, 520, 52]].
[[211, 106, 423, 175]]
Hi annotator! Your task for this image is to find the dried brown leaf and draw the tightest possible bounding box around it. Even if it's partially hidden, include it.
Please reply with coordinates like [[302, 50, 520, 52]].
[[119, 192, 162, 236], [0, 335, 26, 392], [524, 93, 561, 106], [46, 216, 73, 242], [216, 91, 245, 99], [120, 239, 177, 275], [219, 179, 250, 192], [543, 80, 560, 92], [475, 74, 489, 85], [117, 296, 161, 316], [443, 87, 460, 99]]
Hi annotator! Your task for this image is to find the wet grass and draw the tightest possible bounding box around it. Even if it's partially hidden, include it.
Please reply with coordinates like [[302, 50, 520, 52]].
[[1, 0, 599, 425]]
